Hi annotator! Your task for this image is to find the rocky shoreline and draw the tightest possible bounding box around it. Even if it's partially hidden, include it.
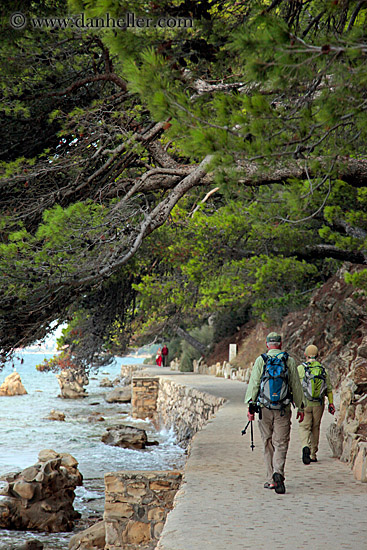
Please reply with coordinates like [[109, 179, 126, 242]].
[[0, 363, 185, 550]]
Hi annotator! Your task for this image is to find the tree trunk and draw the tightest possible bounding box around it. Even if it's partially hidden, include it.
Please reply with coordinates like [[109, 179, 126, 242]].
[[175, 326, 207, 356]]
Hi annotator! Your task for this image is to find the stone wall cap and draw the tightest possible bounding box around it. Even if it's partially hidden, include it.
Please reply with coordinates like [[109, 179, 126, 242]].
[[132, 375, 160, 380], [104, 470, 183, 478]]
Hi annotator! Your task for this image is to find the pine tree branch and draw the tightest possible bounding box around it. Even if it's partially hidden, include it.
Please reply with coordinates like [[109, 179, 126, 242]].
[[75, 154, 214, 285], [32, 73, 127, 99], [300, 245, 367, 264]]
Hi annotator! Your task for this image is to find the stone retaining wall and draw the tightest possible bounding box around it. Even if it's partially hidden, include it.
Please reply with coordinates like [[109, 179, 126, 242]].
[[120, 364, 144, 383], [130, 376, 226, 448], [98, 376, 225, 550], [156, 379, 226, 447], [104, 470, 182, 549], [132, 376, 160, 420], [326, 364, 367, 483]]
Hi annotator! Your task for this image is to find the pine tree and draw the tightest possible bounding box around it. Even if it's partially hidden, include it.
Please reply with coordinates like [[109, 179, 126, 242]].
[[1, 0, 367, 367]]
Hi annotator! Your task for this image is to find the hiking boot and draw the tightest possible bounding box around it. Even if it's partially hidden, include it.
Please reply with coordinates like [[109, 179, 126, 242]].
[[302, 446, 311, 465], [310, 457, 318, 462], [272, 472, 286, 494]]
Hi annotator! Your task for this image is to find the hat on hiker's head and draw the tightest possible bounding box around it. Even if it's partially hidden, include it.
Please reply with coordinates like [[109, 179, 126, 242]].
[[305, 344, 318, 358], [266, 332, 282, 343]]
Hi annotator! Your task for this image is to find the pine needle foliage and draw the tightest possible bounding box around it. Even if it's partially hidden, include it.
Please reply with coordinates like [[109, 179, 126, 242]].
[[1, 0, 367, 369]]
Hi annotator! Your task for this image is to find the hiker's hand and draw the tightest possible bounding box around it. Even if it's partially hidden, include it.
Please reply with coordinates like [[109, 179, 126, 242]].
[[248, 402, 257, 420], [328, 404, 335, 415], [296, 411, 304, 423]]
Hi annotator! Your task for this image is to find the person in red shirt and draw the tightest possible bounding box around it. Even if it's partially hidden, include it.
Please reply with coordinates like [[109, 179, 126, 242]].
[[161, 344, 169, 367]]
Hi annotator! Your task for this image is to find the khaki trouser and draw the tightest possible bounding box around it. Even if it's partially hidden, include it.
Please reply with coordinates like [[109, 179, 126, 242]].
[[258, 407, 292, 483], [298, 404, 324, 459]]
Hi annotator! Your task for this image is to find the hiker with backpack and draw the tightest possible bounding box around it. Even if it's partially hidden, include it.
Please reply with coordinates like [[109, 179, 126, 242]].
[[244, 332, 305, 494], [298, 344, 335, 465]]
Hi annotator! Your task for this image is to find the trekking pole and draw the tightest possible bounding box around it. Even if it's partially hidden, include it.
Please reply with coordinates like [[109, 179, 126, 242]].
[[250, 419, 255, 451], [241, 420, 251, 435], [241, 404, 261, 451], [241, 419, 255, 451]]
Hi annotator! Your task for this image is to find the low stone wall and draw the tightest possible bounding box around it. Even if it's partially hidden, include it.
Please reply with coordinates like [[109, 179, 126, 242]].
[[193, 358, 252, 383], [156, 379, 226, 448], [120, 364, 144, 383], [94, 376, 225, 550], [130, 376, 226, 448], [104, 470, 183, 550], [132, 376, 160, 420]]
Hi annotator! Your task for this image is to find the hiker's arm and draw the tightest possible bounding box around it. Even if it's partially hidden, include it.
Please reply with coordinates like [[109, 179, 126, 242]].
[[297, 363, 305, 382], [326, 370, 334, 404], [288, 358, 304, 409], [244, 357, 263, 404]]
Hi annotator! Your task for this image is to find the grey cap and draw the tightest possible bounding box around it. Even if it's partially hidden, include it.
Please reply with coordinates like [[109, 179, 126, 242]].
[[266, 332, 282, 343]]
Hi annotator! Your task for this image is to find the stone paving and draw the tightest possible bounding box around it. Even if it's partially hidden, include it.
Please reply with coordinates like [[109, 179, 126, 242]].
[[143, 368, 367, 550]]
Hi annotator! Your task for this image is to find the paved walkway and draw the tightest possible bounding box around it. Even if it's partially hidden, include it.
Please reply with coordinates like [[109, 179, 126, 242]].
[[144, 367, 367, 550]]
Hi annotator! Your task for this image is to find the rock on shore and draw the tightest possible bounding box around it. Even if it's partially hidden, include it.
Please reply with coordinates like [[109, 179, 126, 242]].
[[56, 369, 88, 399], [101, 425, 158, 449], [104, 386, 131, 403], [0, 449, 83, 532], [0, 371, 27, 396]]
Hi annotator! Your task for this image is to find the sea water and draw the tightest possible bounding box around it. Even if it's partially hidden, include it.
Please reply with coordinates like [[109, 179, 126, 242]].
[[0, 353, 185, 549]]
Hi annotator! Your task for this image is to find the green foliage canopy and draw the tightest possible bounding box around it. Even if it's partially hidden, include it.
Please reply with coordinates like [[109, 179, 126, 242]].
[[1, 0, 367, 367]]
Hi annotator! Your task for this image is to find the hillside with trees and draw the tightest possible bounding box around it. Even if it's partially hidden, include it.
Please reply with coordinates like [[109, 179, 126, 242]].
[[1, 0, 367, 372]]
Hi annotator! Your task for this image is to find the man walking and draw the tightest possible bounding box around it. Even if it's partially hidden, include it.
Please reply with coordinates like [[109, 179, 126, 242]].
[[245, 332, 304, 494], [297, 344, 335, 464], [161, 344, 169, 367]]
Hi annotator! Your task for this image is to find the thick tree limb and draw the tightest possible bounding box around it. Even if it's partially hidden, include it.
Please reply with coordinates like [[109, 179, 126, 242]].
[[334, 219, 367, 241], [76, 154, 214, 285], [175, 326, 208, 356], [228, 244, 367, 265], [298, 245, 367, 265], [237, 157, 367, 188], [347, 1, 367, 31]]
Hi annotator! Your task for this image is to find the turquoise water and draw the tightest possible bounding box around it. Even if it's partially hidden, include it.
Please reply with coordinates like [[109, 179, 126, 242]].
[[0, 353, 185, 549]]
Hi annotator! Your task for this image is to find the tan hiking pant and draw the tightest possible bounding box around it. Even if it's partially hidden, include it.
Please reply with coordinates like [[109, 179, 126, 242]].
[[258, 407, 292, 483], [298, 404, 324, 459]]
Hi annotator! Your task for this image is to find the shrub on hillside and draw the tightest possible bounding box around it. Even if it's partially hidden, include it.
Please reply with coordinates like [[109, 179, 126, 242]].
[[179, 325, 213, 372], [212, 305, 251, 342]]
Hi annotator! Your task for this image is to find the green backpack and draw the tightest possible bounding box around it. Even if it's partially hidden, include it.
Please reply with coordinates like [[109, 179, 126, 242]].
[[301, 361, 327, 403]]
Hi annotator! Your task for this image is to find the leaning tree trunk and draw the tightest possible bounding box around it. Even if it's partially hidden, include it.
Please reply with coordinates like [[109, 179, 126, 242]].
[[175, 326, 207, 356]]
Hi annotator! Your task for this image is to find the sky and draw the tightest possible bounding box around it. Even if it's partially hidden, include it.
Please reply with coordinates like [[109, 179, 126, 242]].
[[22, 322, 66, 353]]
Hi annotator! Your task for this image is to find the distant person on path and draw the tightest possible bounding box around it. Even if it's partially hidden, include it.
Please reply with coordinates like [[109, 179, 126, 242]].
[[161, 344, 169, 367], [245, 332, 305, 494], [297, 344, 335, 465], [155, 348, 162, 367]]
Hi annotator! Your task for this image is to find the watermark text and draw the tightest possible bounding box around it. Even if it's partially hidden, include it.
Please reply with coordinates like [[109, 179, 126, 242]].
[[9, 12, 194, 31]]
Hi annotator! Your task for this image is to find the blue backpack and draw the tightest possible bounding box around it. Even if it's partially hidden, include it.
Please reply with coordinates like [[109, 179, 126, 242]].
[[257, 352, 292, 411]]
